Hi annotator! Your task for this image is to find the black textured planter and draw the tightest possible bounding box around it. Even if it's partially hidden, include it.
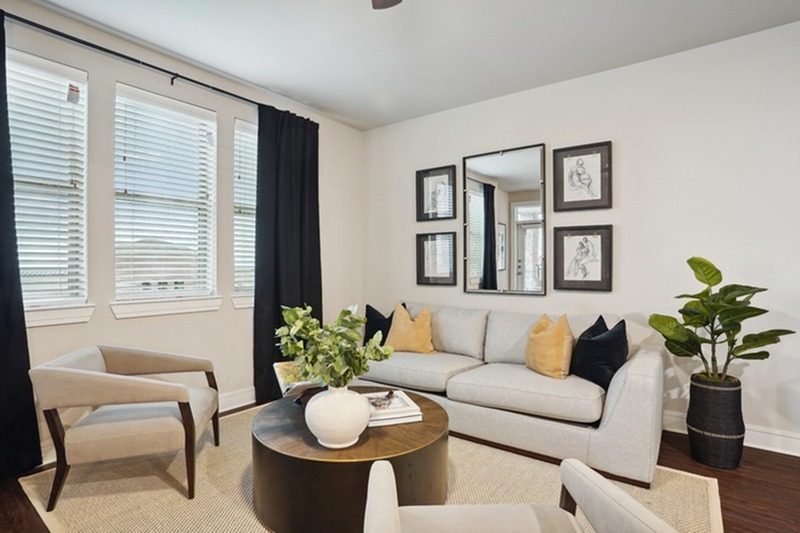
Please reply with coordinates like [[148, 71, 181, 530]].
[[686, 373, 744, 469]]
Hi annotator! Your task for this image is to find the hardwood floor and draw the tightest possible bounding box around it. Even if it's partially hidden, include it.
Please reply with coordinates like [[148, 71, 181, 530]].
[[658, 432, 800, 532], [2, 430, 798, 532]]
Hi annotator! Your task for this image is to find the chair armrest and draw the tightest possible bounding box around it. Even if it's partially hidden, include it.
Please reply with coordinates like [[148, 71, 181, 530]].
[[29, 367, 190, 410], [98, 345, 214, 375], [559, 458, 676, 533], [364, 461, 402, 533]]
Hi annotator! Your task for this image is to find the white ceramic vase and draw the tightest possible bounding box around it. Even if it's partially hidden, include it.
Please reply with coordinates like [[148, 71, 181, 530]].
[[304, 385, 371, 449]]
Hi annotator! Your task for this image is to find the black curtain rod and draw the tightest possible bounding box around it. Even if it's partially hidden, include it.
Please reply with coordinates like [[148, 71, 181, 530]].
[[4, 11, 260, 108]]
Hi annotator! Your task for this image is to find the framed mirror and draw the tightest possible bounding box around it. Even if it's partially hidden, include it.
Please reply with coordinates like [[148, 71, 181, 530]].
[[463, 144, 545, 295]]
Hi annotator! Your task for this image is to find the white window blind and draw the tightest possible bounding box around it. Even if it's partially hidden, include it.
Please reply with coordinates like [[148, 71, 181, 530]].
[[233, 119, 257, 295], [114, 84, 217, 300], [467, 187, 484, 281], [6, 51, 88, 308]]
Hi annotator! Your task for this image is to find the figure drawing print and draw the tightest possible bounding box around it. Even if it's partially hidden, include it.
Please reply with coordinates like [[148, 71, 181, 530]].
[[563, 152, 602, 203], [423, 174, 452, 217], [564, 234, 602, 281]]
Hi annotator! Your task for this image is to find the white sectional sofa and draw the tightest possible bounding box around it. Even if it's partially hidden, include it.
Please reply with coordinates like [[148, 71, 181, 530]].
[[358, 302, 665, 486]]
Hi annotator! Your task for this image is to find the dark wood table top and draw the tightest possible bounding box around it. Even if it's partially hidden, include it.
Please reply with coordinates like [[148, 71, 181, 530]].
[[252, 385, 448, 463]]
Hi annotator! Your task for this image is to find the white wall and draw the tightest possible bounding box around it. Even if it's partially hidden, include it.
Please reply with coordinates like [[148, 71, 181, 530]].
[[363, 22, 800, 455], [4, 0, 366, 412]]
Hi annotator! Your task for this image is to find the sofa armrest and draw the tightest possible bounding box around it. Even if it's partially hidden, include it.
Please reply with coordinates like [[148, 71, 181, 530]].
[[559, 458, 676, 532], [599, 347, 664, 429], [98, 345, 214, 376], [29, 367, 190, 410], [364, 461, 402, 533], [588, 348, 665, 484]]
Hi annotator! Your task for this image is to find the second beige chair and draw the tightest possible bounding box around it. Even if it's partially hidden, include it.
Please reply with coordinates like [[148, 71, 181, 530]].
[[364, 458, 677, 533], [29, 345, 219, 511]]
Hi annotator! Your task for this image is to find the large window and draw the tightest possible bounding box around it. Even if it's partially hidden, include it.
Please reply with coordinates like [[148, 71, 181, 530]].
[[6, 51, 88, 308], [114, 84, 217, 300], [233, 119, 257, 295]]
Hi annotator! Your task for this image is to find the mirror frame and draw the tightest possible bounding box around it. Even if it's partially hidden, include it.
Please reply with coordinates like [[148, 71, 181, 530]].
[[462, 143, 546, 296]]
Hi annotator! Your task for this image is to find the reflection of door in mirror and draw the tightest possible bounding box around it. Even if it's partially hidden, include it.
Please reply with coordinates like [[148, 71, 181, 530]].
[[463, 144, 545, 295], [513, 202, 544, 292]]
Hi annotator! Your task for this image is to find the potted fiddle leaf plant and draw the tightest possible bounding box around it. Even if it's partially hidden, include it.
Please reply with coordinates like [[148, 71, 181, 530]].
[[649, 257, 793, 468], [276, 305, 393, 449]]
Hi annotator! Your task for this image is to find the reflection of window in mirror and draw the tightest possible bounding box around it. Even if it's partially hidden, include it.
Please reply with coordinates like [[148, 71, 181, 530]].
[[466, 180, 484, 290], [512, 202, 544, 292]]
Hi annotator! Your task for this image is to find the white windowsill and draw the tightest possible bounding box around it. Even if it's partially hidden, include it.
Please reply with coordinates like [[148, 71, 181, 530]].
[[110, 296, 223, 319], [231, 295, 254, 309], [25, 304, 96, 328]]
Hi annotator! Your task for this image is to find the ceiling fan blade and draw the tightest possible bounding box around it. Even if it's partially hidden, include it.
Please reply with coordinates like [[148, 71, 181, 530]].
[[372, 0, 402, 9]]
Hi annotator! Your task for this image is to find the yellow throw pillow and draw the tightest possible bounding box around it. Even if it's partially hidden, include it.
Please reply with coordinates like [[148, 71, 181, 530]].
[[525, 314, 574, 379], [385, 303, 435, 354]]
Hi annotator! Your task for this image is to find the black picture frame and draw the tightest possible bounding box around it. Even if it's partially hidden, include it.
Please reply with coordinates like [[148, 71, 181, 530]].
[[553, 141, 611, 211], [553, 225, 612, 291], [416, 165, 456, 221], [416, 232, 456, 285]]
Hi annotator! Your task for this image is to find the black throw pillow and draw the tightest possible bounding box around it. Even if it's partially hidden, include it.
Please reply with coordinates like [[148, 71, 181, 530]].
[[364, 303, 405, 346], [570, 316, 628, 390]]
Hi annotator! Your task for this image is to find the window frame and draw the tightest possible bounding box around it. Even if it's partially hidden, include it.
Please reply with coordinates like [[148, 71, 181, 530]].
[[111, 83, 220, 316], [6, 49, 94, 326], [232, 118, 257, 306]]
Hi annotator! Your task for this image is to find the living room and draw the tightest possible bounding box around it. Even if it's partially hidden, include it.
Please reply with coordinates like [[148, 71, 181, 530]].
[[1, 0, 799, 531]]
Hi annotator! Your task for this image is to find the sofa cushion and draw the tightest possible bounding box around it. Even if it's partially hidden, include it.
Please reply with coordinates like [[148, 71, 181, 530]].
[[525, 314, 574, 379], [484, 312, 543, 364], [65, 385, 217, 464], [385, 304, 435, 354], [571, 317, 629, 390], [362, 352, 484, 393], [405, 302, 489, 359], [446, 363, 605, 423], [484, 311, 622, 365]]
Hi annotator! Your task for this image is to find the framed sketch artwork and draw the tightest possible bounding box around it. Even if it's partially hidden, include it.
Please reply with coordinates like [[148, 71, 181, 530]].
[[553, 225, 612, 291], [416, 232, 456, 285], [553, 141, 611, 211], [416, 165, 456, 221]]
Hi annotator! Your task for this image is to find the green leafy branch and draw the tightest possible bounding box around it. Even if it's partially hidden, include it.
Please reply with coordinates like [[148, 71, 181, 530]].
[[275, 305, 393, 388], [648, 257, 793, 381]]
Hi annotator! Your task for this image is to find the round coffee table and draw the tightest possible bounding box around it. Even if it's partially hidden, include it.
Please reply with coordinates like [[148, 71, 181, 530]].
[[252, 386, 448, 533]]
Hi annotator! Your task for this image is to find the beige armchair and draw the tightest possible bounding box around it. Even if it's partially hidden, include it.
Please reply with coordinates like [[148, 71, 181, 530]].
[[28, 345, 220, 511], [364, 458, 677, 533]]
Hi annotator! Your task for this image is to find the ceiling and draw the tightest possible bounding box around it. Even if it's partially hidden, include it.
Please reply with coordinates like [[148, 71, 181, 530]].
[[34, 0, 800, 131]]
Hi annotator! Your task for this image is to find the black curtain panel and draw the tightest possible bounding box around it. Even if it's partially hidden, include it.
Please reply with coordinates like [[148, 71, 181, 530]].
[[0, 12, 42, 480], [481, 183, 498, 290], [253, 105, 322, 404]]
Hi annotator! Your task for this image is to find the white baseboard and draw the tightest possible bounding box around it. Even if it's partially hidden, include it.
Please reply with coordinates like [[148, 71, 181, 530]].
[[219, 386, 256, 413], [663, 409, 687, 434], [663, 409, 800, 457]]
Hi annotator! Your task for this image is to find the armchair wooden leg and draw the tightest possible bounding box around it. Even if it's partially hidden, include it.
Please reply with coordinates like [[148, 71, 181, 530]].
[[212, 410, 220, 446], [179, 402, 196, 499], [205, 371, 220, 447], [559, 484, 577, 515], [47, 462, 70, 512], [43, 409, 69, 512]]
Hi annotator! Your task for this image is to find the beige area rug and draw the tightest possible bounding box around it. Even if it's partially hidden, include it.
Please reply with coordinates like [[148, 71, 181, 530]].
[[20, 407, 723, 533]]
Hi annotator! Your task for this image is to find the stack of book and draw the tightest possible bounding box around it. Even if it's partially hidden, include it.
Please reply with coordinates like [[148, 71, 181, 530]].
[[273, 361, 320, 399], [364, 389, 423, 427]]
